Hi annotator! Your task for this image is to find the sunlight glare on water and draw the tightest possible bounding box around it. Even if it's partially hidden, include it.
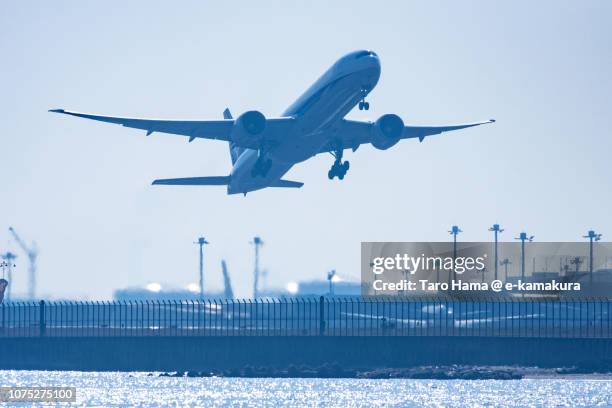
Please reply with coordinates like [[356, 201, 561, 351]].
[[1, 371, 612, 407]]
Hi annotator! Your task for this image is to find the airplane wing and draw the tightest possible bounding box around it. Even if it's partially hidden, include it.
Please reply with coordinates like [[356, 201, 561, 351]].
[[49, 109, 293, 150], [319, 118, 495, 153]]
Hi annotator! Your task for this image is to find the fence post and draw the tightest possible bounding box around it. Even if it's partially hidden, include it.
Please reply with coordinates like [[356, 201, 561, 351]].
[[319, 296, 325, 336], [39, 300, 46, 337]]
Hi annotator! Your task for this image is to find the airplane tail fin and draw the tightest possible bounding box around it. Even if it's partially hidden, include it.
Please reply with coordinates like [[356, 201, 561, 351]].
[[152, 176, 230, 186], [224, 108, 244, 165]]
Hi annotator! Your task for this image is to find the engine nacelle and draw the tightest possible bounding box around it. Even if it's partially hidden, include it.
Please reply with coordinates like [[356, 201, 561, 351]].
[[371, 114, 404, 150], [232, 110, 266, 144]]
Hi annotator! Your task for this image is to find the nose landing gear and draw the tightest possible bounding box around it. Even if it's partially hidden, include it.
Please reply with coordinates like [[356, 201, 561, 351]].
[[328, 144, 350, 180], [358, 87, 370, 111]]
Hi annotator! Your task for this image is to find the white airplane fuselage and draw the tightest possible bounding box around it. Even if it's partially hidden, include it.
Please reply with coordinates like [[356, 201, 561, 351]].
[[228, 51, 381, 194]]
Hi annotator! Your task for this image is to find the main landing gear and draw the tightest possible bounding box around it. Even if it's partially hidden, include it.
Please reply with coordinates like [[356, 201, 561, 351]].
[[328, 146, 350, 180], [358, 88, 370, 111], [251, 152, 272, 177]]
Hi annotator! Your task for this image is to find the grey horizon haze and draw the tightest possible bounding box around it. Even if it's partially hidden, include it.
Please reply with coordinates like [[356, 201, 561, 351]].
[[1, 1, 611, 299]]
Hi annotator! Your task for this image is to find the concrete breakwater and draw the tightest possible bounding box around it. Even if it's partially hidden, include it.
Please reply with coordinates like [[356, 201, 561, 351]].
[[157, 365, 526, 380]]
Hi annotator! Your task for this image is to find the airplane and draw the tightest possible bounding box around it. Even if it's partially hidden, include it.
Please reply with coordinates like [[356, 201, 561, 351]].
[[50, 50, 494, 195]]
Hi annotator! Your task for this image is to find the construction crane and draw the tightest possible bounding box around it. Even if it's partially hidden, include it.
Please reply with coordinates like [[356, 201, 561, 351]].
[[221, 260, 234, 299], [1, 252, 17, 301], [251, 237, 264, 298], [9, 227, 38, 299]]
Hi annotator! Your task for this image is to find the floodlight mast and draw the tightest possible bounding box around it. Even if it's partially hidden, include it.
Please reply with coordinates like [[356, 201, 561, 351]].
[[583, 230, 602, 285], [327, 269, 336, 295], [569, 256, 583, 275], [488, 224, 504, 280], [514, 232, 534, 282], [0, 253, 17, 301], [448, 225, 462, 284], [251, 237, 264, 298], [500, 258, 512, 282], [195, 237, 209, 300]]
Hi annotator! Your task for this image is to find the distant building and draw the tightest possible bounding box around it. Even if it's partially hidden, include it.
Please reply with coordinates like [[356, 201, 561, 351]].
[[258, 280, 361, 297], [114, 286, 226, 301], [296, 280, 361, 296]]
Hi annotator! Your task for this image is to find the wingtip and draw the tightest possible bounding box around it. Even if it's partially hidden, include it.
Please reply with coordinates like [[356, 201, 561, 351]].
[[489, 119, 496, 123], [49, 108, 65, 113]]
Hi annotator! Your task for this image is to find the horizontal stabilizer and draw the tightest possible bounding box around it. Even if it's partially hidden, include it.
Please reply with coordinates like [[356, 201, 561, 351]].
[[270, 179, 304, 188], [152, 176, 229, 186]]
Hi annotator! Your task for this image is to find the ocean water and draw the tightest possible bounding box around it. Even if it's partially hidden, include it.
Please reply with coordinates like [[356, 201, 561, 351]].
[[1, 371, 612, 407]]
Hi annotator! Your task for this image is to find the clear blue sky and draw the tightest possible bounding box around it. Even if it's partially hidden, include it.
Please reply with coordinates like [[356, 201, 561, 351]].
[[1, 1, 611, 299]]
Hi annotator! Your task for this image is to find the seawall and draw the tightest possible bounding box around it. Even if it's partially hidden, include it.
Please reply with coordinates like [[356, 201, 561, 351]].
[[0, 336, 610, 371]]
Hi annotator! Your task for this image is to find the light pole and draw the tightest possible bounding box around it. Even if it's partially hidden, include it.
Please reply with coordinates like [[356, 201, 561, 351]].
[[489, 224, 504, 281], [583, 230, 602, 285], [569, 256, 583, 275], [448, 225, 462, 283], [195, 237, 209, 300], [251, 237, 264, 298], [327, 269, 336, 295], [0, 253, 17, 301], [514, 232, 534, 282], [500, 258, 512, 282]]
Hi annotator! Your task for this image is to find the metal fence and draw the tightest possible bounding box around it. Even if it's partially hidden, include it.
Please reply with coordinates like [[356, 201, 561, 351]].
[[0, 297, 611, 338]]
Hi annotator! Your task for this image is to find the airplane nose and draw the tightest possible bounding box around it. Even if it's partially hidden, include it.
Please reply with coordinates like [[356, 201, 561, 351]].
[[368, 54, 381, 71], [364, 54, 381, 82], [336, 50, 381, 83], [359, 52, 380, 73]]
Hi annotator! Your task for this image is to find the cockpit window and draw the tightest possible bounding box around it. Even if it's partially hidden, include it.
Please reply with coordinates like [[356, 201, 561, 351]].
[[354, 50, 377, 59]]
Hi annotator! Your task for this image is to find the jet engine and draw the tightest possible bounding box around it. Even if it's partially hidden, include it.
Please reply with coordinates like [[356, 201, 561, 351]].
[[371, 114, 404, 150], [232, 110, 266, 144]]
